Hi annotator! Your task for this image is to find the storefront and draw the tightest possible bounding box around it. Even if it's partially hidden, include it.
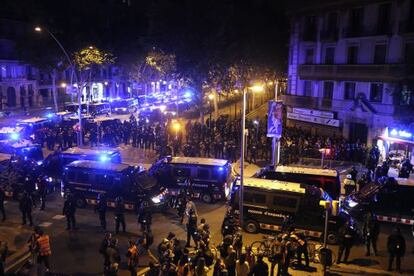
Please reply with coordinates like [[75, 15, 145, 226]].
[[377, 127, 414, 165]]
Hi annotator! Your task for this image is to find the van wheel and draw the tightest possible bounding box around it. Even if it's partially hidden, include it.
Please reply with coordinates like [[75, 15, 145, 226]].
[[245, 220, 259, 233], [201, 193, 213, 204], [75, 196, 86, 208]]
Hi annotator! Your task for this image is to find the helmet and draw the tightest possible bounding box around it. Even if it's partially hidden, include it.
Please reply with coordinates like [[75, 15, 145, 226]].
[[346, 174, 352, 179]]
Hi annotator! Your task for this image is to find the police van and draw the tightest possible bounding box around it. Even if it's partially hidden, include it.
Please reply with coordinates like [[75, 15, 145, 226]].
[[229, 177, 345, 244], [0, 139, 44, 164], [42, 147, 122, 184], [62, 160, 167, 209], [149, 156, 233, 203], [109, 98, 138, 114], [343, 177, 414, 226], [256, 166, 341, 199]]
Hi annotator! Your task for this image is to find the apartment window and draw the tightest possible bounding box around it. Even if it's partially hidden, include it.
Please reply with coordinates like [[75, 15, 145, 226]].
[[349, 7, 364, 33], [325, 47, 335, 64], [370, 83, 383, 102], [303, 81, 312, 96], [303, 16, 317, 41], [405, 43, 414, 64], [323, 82, 334, 99], [305, 48, 314, 64], [327, 12, 338, 30], [344, 82, 356, 100], [377, 3, 391, 34], [347, 46, 359, 64], [374, 44, 387, 64]]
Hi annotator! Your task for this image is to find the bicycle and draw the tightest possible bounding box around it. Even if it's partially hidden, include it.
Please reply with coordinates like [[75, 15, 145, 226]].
[[250, 235, 278, 257]]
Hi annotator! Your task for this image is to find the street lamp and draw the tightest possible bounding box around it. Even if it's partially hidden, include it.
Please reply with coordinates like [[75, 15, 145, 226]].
[[35, 25, 84, 146], [208, 93, 214, 129], [239, 83, 264, 227], [173, 122, 181, 138]]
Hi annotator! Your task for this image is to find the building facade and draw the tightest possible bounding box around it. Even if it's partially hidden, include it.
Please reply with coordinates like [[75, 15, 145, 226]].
[[285, 0, 414, 146]]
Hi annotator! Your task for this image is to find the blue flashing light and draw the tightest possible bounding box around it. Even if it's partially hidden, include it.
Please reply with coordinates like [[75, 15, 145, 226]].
[[218, 166, 224, 172], [99, 155, 110, 162], [183, 91, 192, 98], [10, 133, 19, 140], [37, 161, 43, 165], [46, 113, 54, 118], [390, 129, 398, 136]]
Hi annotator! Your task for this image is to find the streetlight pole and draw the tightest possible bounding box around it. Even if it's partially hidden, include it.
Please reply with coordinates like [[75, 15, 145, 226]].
[[35, 26, 83, 146], [239, 87, 247, 227], [272, 80, 281, 167]]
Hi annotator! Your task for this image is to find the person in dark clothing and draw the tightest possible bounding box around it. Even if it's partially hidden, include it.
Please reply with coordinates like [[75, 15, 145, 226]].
[[99, 232, 112, 272], [387, 227, 406, 273], [138, 202, 152, 233], [249, 253, 268, 276], [19, 192, 33, 226], [0, 187, 6, 221], [37, 177, 47, 210], [337, 221, 356, 264], [399, 158, 413, 178], [95, 193, 107, 231], [186, 208, 198, 248], [114, 196, 126, 234], [63, 195, 77, 230], [363, 212, 380, 256], [349, 166, 358, 182]]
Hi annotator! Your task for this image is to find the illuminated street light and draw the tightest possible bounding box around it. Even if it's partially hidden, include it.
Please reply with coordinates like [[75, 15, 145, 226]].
[[89, 46, 94, 49], [34, 26, 42, 32], [61, 82, 67, 88], [208, 93, 214, 100], [249, 84, 265, 93]]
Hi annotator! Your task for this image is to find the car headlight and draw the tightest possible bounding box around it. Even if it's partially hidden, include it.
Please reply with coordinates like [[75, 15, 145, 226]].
[[46, 177, 53, 182], [151, 189, 167, 204], [37, 161, 43, 165]]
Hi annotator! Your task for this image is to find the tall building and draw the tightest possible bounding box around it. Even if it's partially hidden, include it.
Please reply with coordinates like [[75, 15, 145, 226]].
[[285, 0, 414, 146]]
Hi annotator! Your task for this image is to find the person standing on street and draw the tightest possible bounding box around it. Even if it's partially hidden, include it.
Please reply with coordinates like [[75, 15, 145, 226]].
[[185, 208, 198, 248], [37, 176, 47, 210], [387, 227, 406, 273], [19, 192, 33, 226], [106, 238, 121, 276], [36, 229, 52, 274], [337, 221, 356, 264], [95, 193, 107, 231], [349, 166, 358, 182], [250, 253, 268, 276], [114, 196, 126, 234], [0, 187, 6, 221], [126, 240, 139, 276], [100, 233, 112, 273], [138, 202, 152, 233], [63, 194, 77, 230], [363, 211, 380, 256]]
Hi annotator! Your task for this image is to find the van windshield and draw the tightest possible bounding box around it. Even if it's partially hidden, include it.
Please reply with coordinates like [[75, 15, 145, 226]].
[[132, 170, 158, 190]]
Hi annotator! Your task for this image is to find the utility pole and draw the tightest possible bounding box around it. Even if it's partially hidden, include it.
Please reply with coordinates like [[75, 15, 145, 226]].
[[272, 80, 281, 168]]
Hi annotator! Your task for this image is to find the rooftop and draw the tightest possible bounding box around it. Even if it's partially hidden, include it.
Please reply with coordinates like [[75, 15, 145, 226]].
[[169, 156, 229, 167], [235, 177, 305, 194], [62, 146, 120, 156], [18, 117, 48, 125], [276, 165, 338, 177], [65, 160, 130, 172]]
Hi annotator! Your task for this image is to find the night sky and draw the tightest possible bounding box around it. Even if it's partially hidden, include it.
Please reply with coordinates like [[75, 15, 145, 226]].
[[1, 0, 289, 74]]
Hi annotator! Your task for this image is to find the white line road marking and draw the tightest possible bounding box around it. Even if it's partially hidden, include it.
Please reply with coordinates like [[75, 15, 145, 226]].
[[38, 222, 52, 227], [52, 215, 65, 220]]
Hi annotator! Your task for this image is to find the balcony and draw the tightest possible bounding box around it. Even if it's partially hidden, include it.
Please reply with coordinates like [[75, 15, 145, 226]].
[[342, 25, 392, 38], [298, 64, 412, 82]]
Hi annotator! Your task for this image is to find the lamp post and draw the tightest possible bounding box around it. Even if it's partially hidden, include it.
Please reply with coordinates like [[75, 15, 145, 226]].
[[272, 80, 280, 167], [35, 26, 83, 146], [239, 83, 264, 227], [208, 93, 214, 130]]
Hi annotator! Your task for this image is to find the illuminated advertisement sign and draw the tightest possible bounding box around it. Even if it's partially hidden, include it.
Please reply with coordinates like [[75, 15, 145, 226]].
[[387, 128, 414, 141]]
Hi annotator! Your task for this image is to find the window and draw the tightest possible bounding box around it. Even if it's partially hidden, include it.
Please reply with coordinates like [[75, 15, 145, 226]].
[[349, 7, 364, 33], [173, 167, 191, 177], [303, 81, 312, 97], [324, 47, 335, 64], [374, 44, 386, 64], [405, 43, 414, 64], [377, 3, 391, 34], [305, 48, 314, 64], [197, 168, 209, 179], [323, 82, 334, 99], [77, 171, 89, 183], [272, 195, 298, 209], [347, 46, 359, 64], [370, 83, 383, 102], [244, 192, 266, 205], [344, 82, 356, 100]]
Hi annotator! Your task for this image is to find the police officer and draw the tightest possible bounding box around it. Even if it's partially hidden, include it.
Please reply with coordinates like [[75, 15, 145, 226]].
[[37, 176, 47, 211], [337, 221, 356, 264], [343, 174, 356, 196], [349, 166, 358, 182], [19, 192, 33, 226], [95, 193, 107, 231], [387, 227, 406, 273], [363, 211, 379, 256], [0, 187, 6, 221], [292, 231, 309, 268], [186, 208, 198, 248], [63, 194, 77, 230], [138, 201, 152, 233], [399, 158, 413, 178], [114, 196, 126, 234]]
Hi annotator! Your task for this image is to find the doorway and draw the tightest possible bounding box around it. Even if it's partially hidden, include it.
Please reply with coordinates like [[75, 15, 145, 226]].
[[349, 122, 368, 143]]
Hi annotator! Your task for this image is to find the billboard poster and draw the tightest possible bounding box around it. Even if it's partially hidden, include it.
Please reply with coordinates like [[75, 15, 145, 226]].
[[267, 100, 283, 138]]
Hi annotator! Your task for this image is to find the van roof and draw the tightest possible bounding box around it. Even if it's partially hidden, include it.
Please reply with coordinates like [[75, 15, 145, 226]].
[[62, 147, 120, 156], [18, 117, 48, 124], [55, 111, 74, 116], [169, 156, 229, 167], [235, 177, 306, 194], [66, 160, 130, 172], [0, 126, 24, 134], [0, 153, 11, 162], [0, 139, 39, 149], [276, 165, 338, 177]]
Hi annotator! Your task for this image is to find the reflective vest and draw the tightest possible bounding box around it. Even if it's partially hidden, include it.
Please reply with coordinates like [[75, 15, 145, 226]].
[[127, 245, 139, 267], [37, 235, 51, 256]]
